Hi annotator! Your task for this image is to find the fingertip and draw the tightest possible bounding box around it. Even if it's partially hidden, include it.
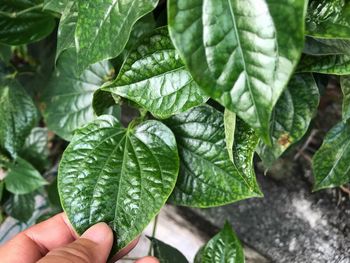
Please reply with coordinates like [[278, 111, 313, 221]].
[[82, 222, 113, 245], [135, 256, 159, 263]]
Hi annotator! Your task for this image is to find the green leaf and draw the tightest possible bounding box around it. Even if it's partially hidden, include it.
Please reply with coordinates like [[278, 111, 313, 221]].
[[304, 37, 350, 56], [42, 49, 114, 141], [0, 44, 11, 64], [257, 74, 320, 167], [0, 0, 56, 45], [47, 178, 62, 210], [0, 181, 4, 201], [164, 105, 261, 208], [341, 76, 350, 121], [306, 0, 350, 39], [75, 0, 159, 72], [103, 27, 208, 119], [5, 192, 35, 222], [58, 115, 179, 249], [0, 79, 38, 158], [43, 0, 69, 14], [5, 157, 47, 195], [297, 54, 350, 75], [56, 1, 77, 61], [224, 109, 236, 163], [168, 0, 307, 143], [20, 127, 49, 171], [313, 121, 350, 190], [149, 237, 189, 263], [194, 222, 244, 263]]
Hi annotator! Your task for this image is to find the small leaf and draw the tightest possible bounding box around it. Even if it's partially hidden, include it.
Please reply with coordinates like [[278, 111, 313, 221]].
[[42, 48, 114, 141], [304, 37, 350, 56], [306, 0, 350, 39], [19, 127, 49, 171], [43, 0, 70, 14], [75, 0, 159, 71], [58, 115, 179, 249], [257, 74, 320, 167], [56, 1, 77, 61], [103, 27, 208, 119], [5, 157, 47, 195], [168, 0, 307, 143], [164, 105, 261, 208], [0, 0, 56, 45], [224, 109, 236, 163], [340, 76, 350, 121], [195, 222, 244, 263], [298, 54, 350, 75], [148, 237, 188, 263], [313, 121, 350, 190], [0, 79, 38, 158], [5, 192, 35, 222]]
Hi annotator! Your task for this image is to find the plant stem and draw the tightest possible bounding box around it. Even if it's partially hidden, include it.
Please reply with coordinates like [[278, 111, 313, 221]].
[[148, 214, 159, 256], [0, 4, 44, 18]]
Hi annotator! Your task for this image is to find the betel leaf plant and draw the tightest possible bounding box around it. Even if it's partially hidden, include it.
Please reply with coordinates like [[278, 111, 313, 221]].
[[0, 0, 350, 261]]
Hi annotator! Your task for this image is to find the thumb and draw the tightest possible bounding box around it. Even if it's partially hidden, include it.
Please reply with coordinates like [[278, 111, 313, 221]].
[[37, 222, 113, 263]]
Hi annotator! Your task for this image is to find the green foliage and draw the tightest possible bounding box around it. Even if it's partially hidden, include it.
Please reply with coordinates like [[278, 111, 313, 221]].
[[58, 115, 179, 250], [195, 222, 244, 263], [1, 0, 350, 259], [149, 237, 189, 263]]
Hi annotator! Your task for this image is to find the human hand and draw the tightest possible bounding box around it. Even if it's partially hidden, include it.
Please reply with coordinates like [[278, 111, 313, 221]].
[[0, 212, 158, 263]]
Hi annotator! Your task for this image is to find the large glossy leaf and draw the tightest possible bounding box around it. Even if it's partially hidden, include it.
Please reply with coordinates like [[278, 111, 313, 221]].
[[297, 54, 350, 75], [20, 127, 49, 171], [149, 237, 189, 263], [103, 28, 208, 119], [4, 157, 47, 195], [0, 0, 56, 45], [56, 1, 77, 61], [304, 37, 350, 56], [5, 192, 35, 222], [43, 0, 69, 14], [257, 74, 320, 167], [194, 222, 244, 263], [58, 115, 179, 249], [306, 0, 350, 39], [341, 76, 350, 121], [42, 49, 114, 141], [164, 105, 261, 208], [168, 0, 307, 143], [75, 0, 159, 72], [0, 79, 38, 158], [313, 121, 350, 190]]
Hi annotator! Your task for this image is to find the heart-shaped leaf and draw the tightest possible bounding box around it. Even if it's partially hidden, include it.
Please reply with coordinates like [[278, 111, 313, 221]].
[[5, 157, 47, 195], [75, 0, 159, 71], [58, 115, 179, 249], [164, 105, 261, 208], [0, 0, 56, 45], [313, 121, 350, 190], [168, 0, 307, 143], [0, 79, 38, 158], [194, 222, 244, 263], [257, 74, 320, 167], [103, 27, 208, 119], [42, 48, 114, 141]]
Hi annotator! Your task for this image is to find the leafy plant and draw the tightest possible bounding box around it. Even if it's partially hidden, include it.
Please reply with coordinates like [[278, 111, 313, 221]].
[[0, 0, 350, 261]]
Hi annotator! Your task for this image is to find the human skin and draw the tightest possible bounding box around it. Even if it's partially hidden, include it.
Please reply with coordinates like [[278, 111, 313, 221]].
[[0, 212, 158, 263]]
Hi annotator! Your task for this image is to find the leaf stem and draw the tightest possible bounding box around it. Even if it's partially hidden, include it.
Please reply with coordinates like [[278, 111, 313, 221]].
[[0, 3, 44, 18], [148, 214, 158, 256]]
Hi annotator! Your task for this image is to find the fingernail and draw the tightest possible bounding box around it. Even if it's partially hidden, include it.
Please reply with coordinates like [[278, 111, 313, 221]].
[[81, 222, 112, 244]]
